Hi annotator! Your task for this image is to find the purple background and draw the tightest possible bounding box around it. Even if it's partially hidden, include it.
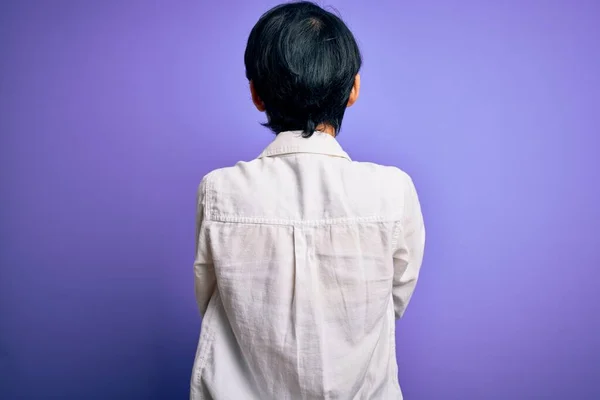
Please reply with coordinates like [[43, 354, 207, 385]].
[[1, 1, 599, 399]]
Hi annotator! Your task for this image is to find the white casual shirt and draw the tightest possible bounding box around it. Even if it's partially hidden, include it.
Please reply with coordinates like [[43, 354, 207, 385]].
[[191, 131, 425, 400]]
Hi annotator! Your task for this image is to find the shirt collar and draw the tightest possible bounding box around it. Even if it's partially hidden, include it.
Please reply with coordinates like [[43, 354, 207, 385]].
[[257, 131, 351, 161]]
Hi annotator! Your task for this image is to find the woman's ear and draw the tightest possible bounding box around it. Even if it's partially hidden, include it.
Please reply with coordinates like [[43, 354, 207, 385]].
[[249, 81, 266, 112], [347, 74, 360, 107]]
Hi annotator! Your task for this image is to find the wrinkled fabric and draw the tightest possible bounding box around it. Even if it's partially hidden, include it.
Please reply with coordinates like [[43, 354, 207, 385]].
[[191, 131, 425, 400]]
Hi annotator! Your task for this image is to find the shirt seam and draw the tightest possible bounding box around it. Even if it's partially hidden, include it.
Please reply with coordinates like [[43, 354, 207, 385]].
[[391, 220, 402, 250], [207, 213, 401, 226], [202, 172, 217, 221]]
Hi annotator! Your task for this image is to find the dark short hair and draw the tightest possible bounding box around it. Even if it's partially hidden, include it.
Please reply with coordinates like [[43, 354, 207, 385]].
[[244, 1, 362, 138]]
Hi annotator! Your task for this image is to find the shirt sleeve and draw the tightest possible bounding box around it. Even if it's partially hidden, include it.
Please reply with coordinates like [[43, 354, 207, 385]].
[[392, 174, 426, 319], [194, 176, 217, 316]]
